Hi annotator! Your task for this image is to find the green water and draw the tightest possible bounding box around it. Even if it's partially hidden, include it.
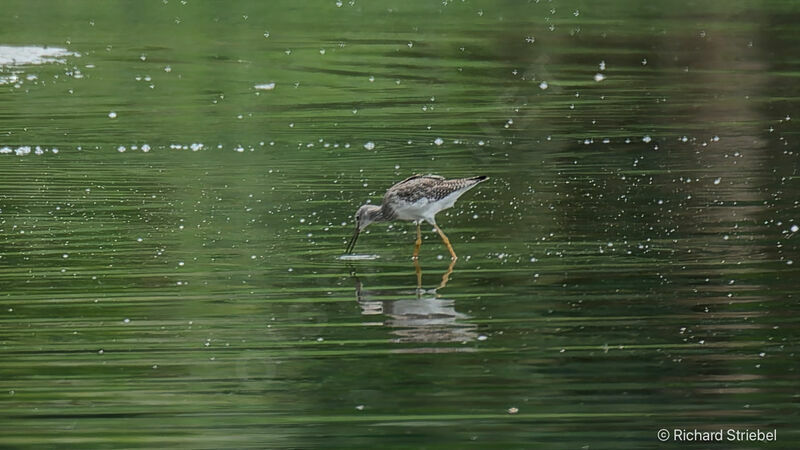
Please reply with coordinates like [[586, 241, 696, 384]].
[[1, 0, 799, 448]]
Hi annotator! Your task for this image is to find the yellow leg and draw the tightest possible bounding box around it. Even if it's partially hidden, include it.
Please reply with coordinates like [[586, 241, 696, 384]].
[[433, 224, 457, 260], [412, 222, 422, 259], [437, 258, 457, 291], [413, 258, 422, 296]]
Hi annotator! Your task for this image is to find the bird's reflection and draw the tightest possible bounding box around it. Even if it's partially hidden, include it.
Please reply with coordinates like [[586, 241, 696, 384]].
[[352, 260, 478, 344]]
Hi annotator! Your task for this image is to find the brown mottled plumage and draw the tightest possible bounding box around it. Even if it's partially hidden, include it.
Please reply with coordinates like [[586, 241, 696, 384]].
[[345, 174, 488, 260], [385, 175, 483, 205]]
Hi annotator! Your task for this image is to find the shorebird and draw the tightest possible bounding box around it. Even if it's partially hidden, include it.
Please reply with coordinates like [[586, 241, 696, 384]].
[[345, 174, 488, 260]]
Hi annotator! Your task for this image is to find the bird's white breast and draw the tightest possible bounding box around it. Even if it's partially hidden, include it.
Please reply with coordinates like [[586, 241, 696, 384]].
[[392, 186, 472, 223], [392, 198, 432, 221]]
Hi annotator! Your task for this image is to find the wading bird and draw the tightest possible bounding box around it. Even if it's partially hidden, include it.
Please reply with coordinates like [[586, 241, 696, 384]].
[[345, 174, 488, 260]]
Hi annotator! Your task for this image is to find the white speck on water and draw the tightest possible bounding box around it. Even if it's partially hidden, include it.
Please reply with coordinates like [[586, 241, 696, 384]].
[[254, 82, 275, 90], [368, 75, 375, 82], [338, 254, 380, 261], [363, 141, 375, 150], [642, 135, 652, 143], [477, 335, 488, 341], [137, 237, 143, 242], [507, 407, 519, 414], [117, 146, 126, 153], [108, 111, 117, 119], [791, 225, 799, 233], [434, 137, 444, 146], [0, 45, 79, 66], [316, 337, 324, 342], [123, 318, 130, 324], [599, 60, 606, 71], [355, 405, 364, 410], [642, 58, 648, 65], [714, 178, 721, 185], [178, 261, 185, 266], [319, 49, 326, 55], [62, 253, 69, 258], [594, 73, 606, 82], [539, 81, 548, 90]]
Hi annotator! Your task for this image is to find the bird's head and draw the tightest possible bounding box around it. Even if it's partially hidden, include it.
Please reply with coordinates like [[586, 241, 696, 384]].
[[345, 204, 381, 253]]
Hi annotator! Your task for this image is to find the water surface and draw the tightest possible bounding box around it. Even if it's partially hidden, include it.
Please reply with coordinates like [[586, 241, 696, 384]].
[[1, 0, 798, 447]]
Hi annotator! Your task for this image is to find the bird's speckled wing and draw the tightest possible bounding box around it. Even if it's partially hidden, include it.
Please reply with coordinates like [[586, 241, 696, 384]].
[[384, 175, 486, 204], [379, 175, 488, 221], [385, 175, 444, 203]]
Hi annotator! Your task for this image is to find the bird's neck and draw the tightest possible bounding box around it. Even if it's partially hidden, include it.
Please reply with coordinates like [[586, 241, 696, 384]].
[[365, 204, 389, 223]]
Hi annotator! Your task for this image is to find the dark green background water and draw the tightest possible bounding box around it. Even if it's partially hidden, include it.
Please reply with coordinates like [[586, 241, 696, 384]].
[[1, 0, 798, 448]]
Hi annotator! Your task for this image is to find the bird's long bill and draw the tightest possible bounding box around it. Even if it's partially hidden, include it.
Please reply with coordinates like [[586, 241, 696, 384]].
[[345, 225, 360, 254]]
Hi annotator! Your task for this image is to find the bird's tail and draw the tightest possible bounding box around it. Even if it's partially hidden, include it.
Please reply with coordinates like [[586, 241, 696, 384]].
[[470, 175, 489, 182]]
